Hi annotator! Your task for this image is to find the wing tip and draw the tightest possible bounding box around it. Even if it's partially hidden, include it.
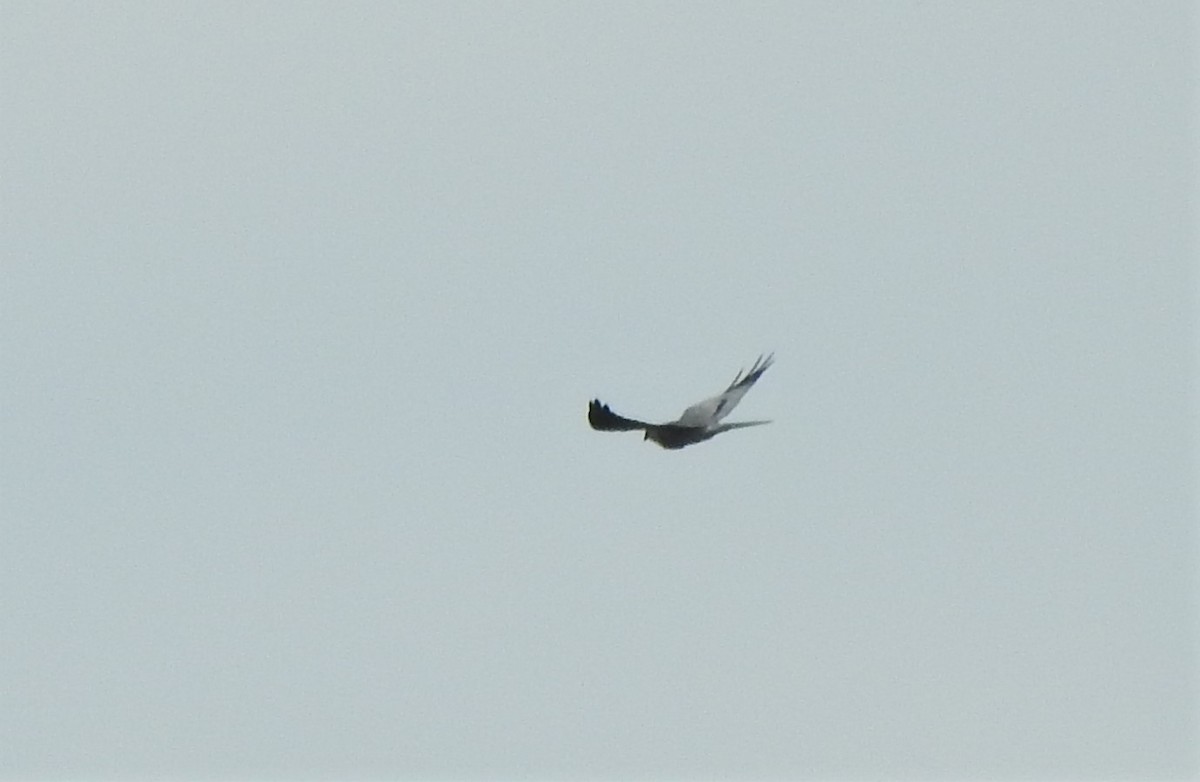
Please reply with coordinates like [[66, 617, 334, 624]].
[[587, 398, 613, 430]]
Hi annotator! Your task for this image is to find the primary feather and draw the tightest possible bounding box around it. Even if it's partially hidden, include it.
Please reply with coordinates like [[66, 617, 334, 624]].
[[587, 400, 651, 431]]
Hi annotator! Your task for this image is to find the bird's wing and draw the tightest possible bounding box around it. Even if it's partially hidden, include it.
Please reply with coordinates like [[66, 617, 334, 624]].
[[588, 399, 653, 431], [675, 353, 774, 428]]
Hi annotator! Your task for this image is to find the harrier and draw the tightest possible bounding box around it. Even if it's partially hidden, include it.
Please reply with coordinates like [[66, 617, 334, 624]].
[[588, 354, 774, 449]]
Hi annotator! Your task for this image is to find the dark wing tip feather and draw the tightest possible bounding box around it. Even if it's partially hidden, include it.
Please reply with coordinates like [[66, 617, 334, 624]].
[[727, 352, 775, 392], [588, 399, 650, 432]]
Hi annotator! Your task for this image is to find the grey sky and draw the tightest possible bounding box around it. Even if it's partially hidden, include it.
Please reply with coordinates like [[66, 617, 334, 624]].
[[2, 2, 1196, 779]]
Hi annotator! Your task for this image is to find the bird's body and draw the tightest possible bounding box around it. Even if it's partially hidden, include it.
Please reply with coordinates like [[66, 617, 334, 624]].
[[588, 354, 774, 449]]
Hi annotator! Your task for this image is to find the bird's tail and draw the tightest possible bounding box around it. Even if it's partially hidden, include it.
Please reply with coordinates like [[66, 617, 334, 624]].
[[713, 419, 772, 433]]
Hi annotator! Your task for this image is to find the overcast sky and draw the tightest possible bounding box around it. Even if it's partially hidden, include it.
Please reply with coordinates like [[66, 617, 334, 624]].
[[2, 2, 1197, 779]]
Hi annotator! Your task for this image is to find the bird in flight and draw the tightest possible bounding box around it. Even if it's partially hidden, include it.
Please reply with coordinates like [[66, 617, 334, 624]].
[[588, 354, 774, 449]]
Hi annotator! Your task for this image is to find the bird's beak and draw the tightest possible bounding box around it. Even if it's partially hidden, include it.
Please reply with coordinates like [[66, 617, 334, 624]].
[[643, 431, 650, 440]]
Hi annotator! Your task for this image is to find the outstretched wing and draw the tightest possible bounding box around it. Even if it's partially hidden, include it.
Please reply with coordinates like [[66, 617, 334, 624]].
[[588, 399, 653, 432], [675, 353, 774, 428]]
